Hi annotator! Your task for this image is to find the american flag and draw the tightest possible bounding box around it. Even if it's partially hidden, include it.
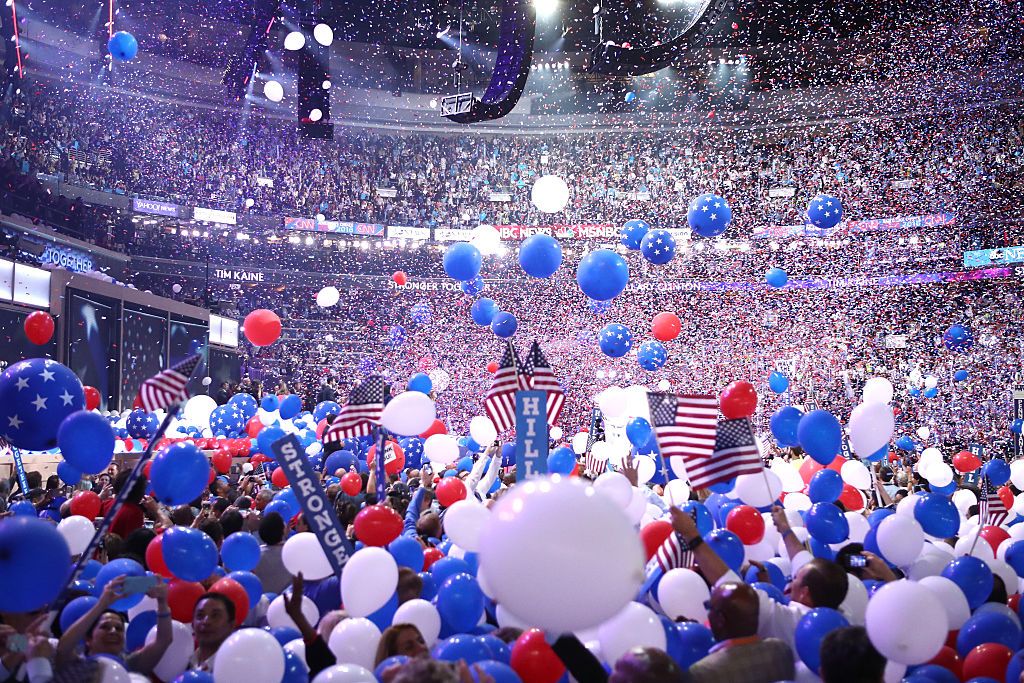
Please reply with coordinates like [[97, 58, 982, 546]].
[[135, 354, 201, 412], [484, 343, 528, 433], [638, 531, 693, 598], [687, 418, 765, 489], [583, 407, 607, 476], [520, 341, 564, 426], [980, 477, 1008, 527], [323, 375, 386, 443], [647, 392, 718, 468]]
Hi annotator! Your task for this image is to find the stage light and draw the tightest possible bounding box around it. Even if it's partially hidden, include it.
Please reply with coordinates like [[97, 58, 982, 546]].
[[430, 99, 438, 108], [533, 0, 559, 19], [304, 236, 314, 246], [284, 31, 305, 51]]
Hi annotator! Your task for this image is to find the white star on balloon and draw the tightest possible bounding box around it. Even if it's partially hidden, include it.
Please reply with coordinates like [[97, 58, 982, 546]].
[[59, 390, 74, 406], [15, 377, 29, 391], [31, 395, 48, 411], [39, 369, 55, 382], [8, 415, 22, 429]]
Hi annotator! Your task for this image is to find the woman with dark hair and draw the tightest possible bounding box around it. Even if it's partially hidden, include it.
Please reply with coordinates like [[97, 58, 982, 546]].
[[374, 623, 428, 666]]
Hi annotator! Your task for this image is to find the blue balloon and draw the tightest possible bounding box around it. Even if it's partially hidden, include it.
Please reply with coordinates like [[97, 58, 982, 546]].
[[0, 517, 70, 612], [640, 229, 676, 265], [272, 488, 300, 517], [953, 369, 969, 382], [576, 249, 629, 301], [266, 626, 301, 647], [807, 194, 843, 229], [443, 242, 483, 281], [389, 535, 425, 571], [809, 537, 836, 561], [765, 268, 788, 288], [908, 387, 922, 397], [0, 358, 85, 451], [547, 446, 575, 475], [905, 665, 958, 683], [57, 460, 82, 485], [8, 499, 33, 517], [387, 325, 407, 347], [431, 556, 472, 586], [419, 571, 437, 601], [956, 610, 1020, 655], [313, 401, 341, 422], [478, 635, 510, 664], [60, 595, 99, 633], [375, 656, 411, 680], [770, 406, 803, 447], [626, 418, 653, 448], [228, 571, 263, 609], [126, 611, 157, 652], [367, 591, 399, 631], [473, 660, 522, 683], [673, 622, 715, 668], [408, 373, 433, 394], [895, 435, 916, 451], [865, 444, 888, 463], [256, 425, 286, 456], [435, 634, 492, 664], [209, 405, 244, 437], [461, 276, 485, 297], [923, 387, 939, 399], [795, 607, 849, 673], [941, 556, 993, 609], [687, 193, 732, 237], [768, 371, 790, 394], [809, 470, 843, 503], [943, 323, 974, 353], [95, 558, 145, 611], [620, 219, 650, 250], [279, 394, 302, 420], [805, 503, 849, 544], [80, 559, 102, 581], [706, 529, 744, 572], [221, 532, 260, 572], [797, 410, 843, 464], [518, 234, 563, 278], [126, 409, 159, 439], [490, 312, 518, 338], [598, 323, 633, 358], [58, 411, 115, 474], [261, 395, 280, 412], [399, 438, 424, 470], [1005, 541, 1024, 578], [1012, 419, 1024, 435], [437, 573, 484, 632], [279, 649, 307, 683], [637, 340, 667, 371], [163, 526, 218, 582], [172, 672, 214, 683], [982, 458, 1011, 486], [1006, 650, 1024, 683], [471, 298, 499, 326], [324, 450, 357, 476], [107, 30, 138, 60], [151, 442, 210, 505], [680, 501, 713, 536], [229, 393, 258, 419], [914, 493, 960, 537], [410, 302, 433, 325], [752, 581, 789, 604]]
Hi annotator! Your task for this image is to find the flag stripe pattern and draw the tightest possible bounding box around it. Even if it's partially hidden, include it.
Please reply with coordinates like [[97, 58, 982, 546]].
[[484, 343, 527, 433], [137, 354, 201, 412], [647, 392, 718, 464], [521, 341, 565, 426], [583, 407, 607, 475], [980, 477, 1008, 527], [324, 375, 385, 443], [687, 417, 765, 489]]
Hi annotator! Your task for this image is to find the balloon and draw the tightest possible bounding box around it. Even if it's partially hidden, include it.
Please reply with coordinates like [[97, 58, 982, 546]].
[[212, 628, 285, 683], [107, 30, 138, 60], [490, 312, 518, 338], [0, 517, 71, 612], [95, 559, 146, 611], [942, 323, 974, 353], [726, 505, 765, 545], [151, 442, 210, 505], [705, 529, 744, 572], [392, 271, 407, 286], [165, 579, 202, 622], [280, 532, 333, 580], [209, 578, 250, 626], [162, 526, 218, 582], [795, 608, 849, 673], [469, 416, 498, 446], [592, 472, 633, 508], [576, 249, 629, 302], [655, 568, 710, 622], [70, 490, 102, 519], [770, 406, 803, 447], [941, 556, 993, 609], [243, 309, 282, 346], [278, 395, 301, 420], [443, 500, 490, 553], [57, 411, 115, 474], [982, 458, 1011, 486], [639, 229, 677, 265], [407, 373, 432, 394], [381, 391, 435, 436], [341, 547, 397, 617], [0, 358, 85, 450], [840, 460, 871, 490], [326, 617, 380, 670], [316, 286, 340, 308], [865, 580, 948, 665], [797, 410, 843, 464], [510, 629, 564, 683], [57, 515, 95, 556], [267, 594, 319, 632], [443, 242, 482, 281], [84, 385, 101, 411], [914, 493, 960, 538], [876, 514, 924, 566], [848, 401, 895, 459], [956, 610, 1020, 655], [765, 268, 788, 288], [807, 194, 843, 229], [425, 434, 460, 465], [597, 602, 666, 665], [353, 505, 402, 547], [392, 599, 441, 647], [518, 234, 563, 278], [478, 476, 643, 633], [809, 469, 843, 503], [625, 417, 653, 449], [471, 298, 499, 326], [340, 472, 362, 496], [24, 311, 54, 344], [620, 219, 650, 250], [636, 340, 667, 371], [720, 381, 757, 419], [651, 312, 681, 342], [530, 175, 570, 213], [768, 371, 789, 394], [687, 193, 732, 237], [436, 477, 468, 507], [961, 643, 1013, 682], [918, 575, 971, 630], [60, 595, 99, 634], [805, 502, 849, 544], [598, 323, 633, 358], [862, 377, 895, 404], [437, 572, 484, 632]]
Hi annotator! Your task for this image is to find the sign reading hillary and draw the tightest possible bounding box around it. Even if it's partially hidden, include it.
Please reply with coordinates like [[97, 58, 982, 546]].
[[514, 391, 548, 481]]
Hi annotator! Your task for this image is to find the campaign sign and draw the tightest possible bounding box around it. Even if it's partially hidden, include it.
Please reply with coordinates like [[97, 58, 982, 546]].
[[515, 391, 548, 481]]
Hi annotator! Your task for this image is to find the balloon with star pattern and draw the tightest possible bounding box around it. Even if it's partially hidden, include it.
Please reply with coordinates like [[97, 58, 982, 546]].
[[640, 229, 677, 265], [126, 409, 158, 439], [619, 219, 650, 250], [0, 359, 85, 451], [687, 193, 732, 238], [807, 194, 844, 230], [598, 323, 633, 358], [210, 404, 246, 437], [637, 340, 668, 371]]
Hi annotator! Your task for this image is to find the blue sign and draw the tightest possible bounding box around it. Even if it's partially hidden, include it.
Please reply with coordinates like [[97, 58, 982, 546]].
[[271, 434, 353, 573], [39, 245, 94, 273], [514, 391, 548, 481], [963, 245, 1024, 268]]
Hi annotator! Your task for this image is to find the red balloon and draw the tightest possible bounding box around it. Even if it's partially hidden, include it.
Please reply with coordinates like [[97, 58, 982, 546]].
[[340, 471, 362, 495], [246, 416, 264, 438], [726, 504, 765, 545], [392, 271, 408, 286], [167, 579, 205, 623], [423, 547, 444, 570], [316, 419, 329, 440], [23, 311, 54, 345], [651, 312, 681, 342], [367, 440, 405, 477], [271, 466, 289, 488], [123, 437, 134, 452], [798, 454, 844, 485], [926, 646, 961, 680], [146, 534, 173, 578], [251, 453, 271, 467], [720, 380, 758, 419], [436, 478, 467, 508], [998, 485, 1014, 510], [209, 577, 250, 625], [838, 483, 865, 512], [242, 309, 282, 347], [70, 491, 102, 520], [962, 643, 1012, 681], [420, 419, 448, 439], [952, 450, 982, 473], [486, 361, 499, 374], [354, 504, 403, 547], [640, 520, 673, 560], [511, 629, 565, 683], [83, 386, 101, 411], [978, 525, 1010, 554], [1010, 593, 1021, 614]]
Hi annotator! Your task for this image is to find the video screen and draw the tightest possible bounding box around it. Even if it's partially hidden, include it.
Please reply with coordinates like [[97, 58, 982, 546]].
[[0, 307, 58, 372], [67, 292, 119, 411], [209, 347, 242, 390], [121, 306, 167, 408], [170, 317, 209, 396]]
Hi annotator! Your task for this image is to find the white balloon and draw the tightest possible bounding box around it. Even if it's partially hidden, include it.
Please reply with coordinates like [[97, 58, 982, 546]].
[[550, 426, 564, 440], [312, 664, 376, 683], [625, 486, 647, 524], [495, 603, 531, 630], [896, 493, 920, 516], [531, 175, 571, 213], [316, 286, 340, 307], [424, 434, 459, 466], [282, 532, 333, 580], [657, 569, 709, 622], [845, 511, 870, 544], [313, 23, 334, 46], [771, 459, 805, 493], [954, 530, 995, 560], [597, 386, 627, 419], [876, 514, 924, 566], [952, 488, 978, 515], [443, 500, 490, 552], [257, 407, 279, 426], [283, 638, 306, 662], [58, 515, 96, 555], [145, 620, 193, 682], [96, 657, 130, 683], [840, 575, 868, 626], [392, 599, 441, 646], [917, 575, 971, 629], [884, 661, 907, 683], [327, 618, 380, 670], [597, 602, 666, 665], [848, 401, 895, 459], [925, 462, 953, 488], [267, 594, 319, 631], [1011, 459, 1024, 490], [862, 377, 894, 405], [592, 472, 633, 509], [213, 628, 286, 683], [478, 476, 644, 633], [669, 454, 689, 481], [922, 377, 937, 390], [264, 80, 284, 102], [662, 479, 690, 507], [284, 31, 305, 50], [656, 379, 670, 391], [733, 470, 782, 508], [987, 557, 1018, 596], [840, 460, 871, 490], [469, 416, 498, 446], [906, 552, 949, 581], [783, 492, 811, 512], [917, 425, 932, 439], [340, 547, 397, 617], [572, 433, 589, 455], [380, 392, 435, 436], [635, 456, 656, 485], [865, 580, 948, 665], [183, 395, 217, 430]]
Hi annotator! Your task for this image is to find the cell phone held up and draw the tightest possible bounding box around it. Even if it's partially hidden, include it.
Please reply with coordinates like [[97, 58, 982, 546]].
[[121, 575, 159, 596]]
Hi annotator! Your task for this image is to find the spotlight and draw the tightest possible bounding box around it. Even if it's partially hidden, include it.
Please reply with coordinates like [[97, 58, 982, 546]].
[[322, 80, 332, 89], [532, 0, 559, 19]]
